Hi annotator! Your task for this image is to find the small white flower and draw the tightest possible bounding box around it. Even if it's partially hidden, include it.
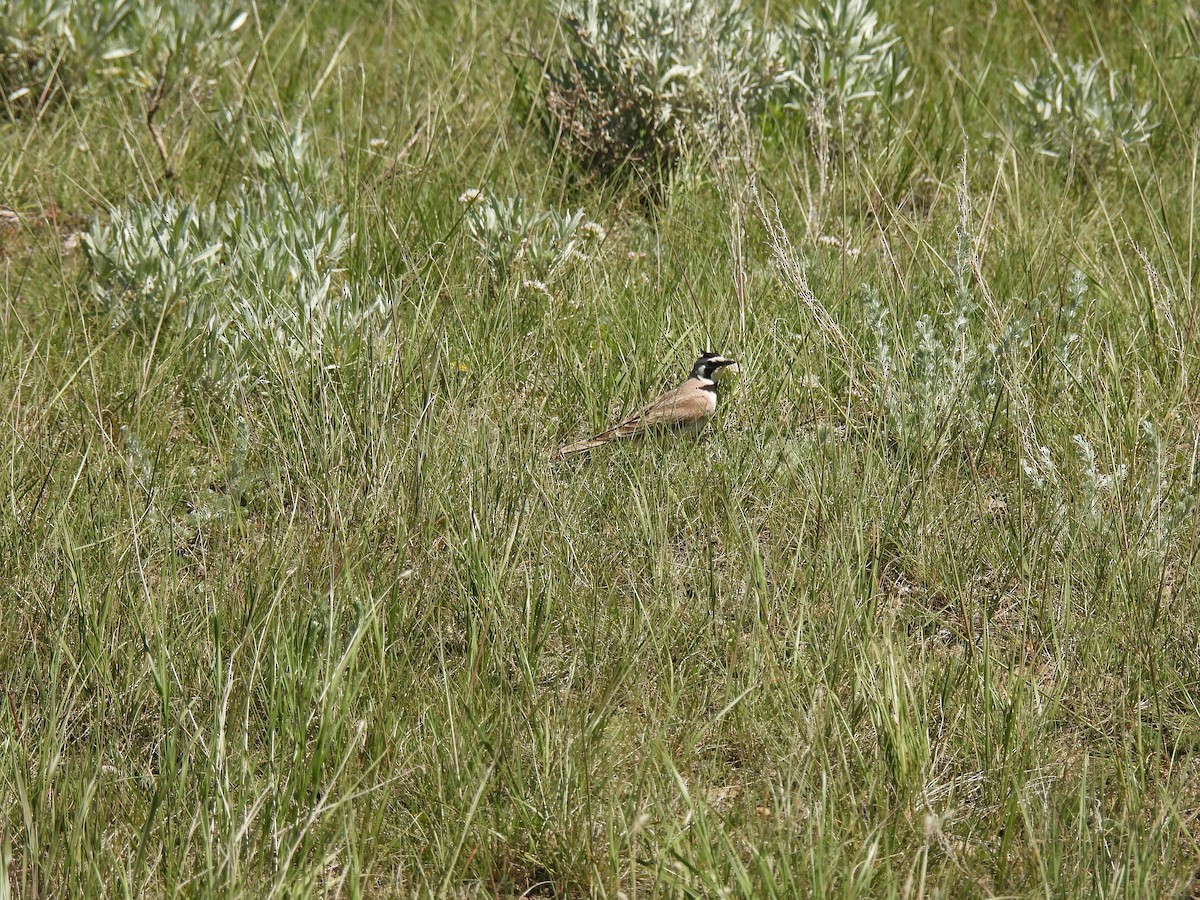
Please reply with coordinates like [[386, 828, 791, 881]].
[[458, 188, 485, 205], [819, 233, 860, 257], [522, 279, 552, 298], [580, 221, 607, 242]]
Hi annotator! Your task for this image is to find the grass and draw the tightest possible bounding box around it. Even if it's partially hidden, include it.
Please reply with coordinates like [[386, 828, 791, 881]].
[[2, 0, 1200, 895]]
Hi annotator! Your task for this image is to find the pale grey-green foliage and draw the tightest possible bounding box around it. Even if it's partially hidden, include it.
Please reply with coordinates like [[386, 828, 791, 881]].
[[125, 0, 246, 87], [543, 0, 790, 179], [866, 264, 1097, 473], [1056, 270, 1085, 380], [2, 0, 128, 109], [865, 181, 992, 462], [1135, 420, 1199, 554], [1012, 56, 1156, 162], [779, 0, 912, 125], [458, 188, 606, 293], [85, 123, 370, 387], [865, 281, 990, 463], [1022, 420, 1197, 557], [83, 198, 222, 326], [1019, 432, 1126, 550], [0, 0, 244, 112], [866, 273, 1097, 467], [541, 0, 908, 184], [1002, 264, 1191, 560], [861, 164, 1100, 468]]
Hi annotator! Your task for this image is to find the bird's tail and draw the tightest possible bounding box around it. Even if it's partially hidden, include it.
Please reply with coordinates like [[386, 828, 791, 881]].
[[557, 421, 639, 455], [558, 431, 615, 456]]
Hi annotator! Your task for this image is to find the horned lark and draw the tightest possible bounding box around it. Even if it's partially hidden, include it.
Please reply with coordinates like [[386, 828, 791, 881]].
[[559, 352, 739, 455]]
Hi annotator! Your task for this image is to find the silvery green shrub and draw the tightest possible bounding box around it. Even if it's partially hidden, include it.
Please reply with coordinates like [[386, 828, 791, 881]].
[[85, 122, 374, 388], [861, 166, 1092, 467], [1, 0, 244, 116], [83, 199, 221, 327], [2, 0, 131, 114], [1021, 419, 1198, 557], [539, 0, 790, 185], [778, 0, 912, 127], [458, 188, 606, 295], [1012, 56, 1156, 164], [538, 0, 910, 188]]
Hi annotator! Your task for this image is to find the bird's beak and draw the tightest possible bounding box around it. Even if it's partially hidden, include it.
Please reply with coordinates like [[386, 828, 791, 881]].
[[716, 359, 740, 378]]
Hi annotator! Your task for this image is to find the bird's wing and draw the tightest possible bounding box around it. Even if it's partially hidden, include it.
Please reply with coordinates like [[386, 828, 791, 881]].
[[618, 381, 714, 431], [558, 379, 714, 455]]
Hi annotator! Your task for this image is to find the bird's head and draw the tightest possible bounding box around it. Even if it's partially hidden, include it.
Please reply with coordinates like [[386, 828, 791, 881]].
[[692, 352, 740, 381]]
